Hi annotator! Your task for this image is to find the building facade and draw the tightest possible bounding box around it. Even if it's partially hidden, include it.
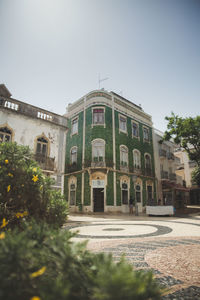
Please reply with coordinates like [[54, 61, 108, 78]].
[[0, 84, 68, 192], [153, 129, 189, 208], [175, 148, 200, 205], [64, 90, 156, 213]]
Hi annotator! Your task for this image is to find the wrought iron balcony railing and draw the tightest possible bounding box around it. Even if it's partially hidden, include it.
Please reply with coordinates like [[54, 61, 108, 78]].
[[34, 154, 55, 171]]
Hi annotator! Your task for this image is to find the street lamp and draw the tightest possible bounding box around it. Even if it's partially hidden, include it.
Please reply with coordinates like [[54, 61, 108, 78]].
[[132, 175, 138, 216]]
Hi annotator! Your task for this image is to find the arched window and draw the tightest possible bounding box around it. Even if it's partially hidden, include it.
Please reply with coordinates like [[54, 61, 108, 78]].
[[68, 176, 77, 206], [71, 146, 77, 164], [92, 139, 105, 162], [120, 145, 128, 166], [135, 184, 141, 203], [36, 137, 48, 156], [133, 150, 141, 169], [145, 154, 152, 175], [0, 126, 12, 143]]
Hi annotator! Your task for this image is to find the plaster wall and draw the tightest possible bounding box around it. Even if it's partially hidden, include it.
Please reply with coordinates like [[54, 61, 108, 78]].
[[0, 110, 66, 175]]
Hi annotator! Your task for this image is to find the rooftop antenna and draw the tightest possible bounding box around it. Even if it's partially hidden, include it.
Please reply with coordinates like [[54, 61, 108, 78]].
[[98, 74, 109, 89]]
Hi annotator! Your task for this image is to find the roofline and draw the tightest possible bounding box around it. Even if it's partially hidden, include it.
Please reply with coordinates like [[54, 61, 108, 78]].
[[111, 91, 142, 110]]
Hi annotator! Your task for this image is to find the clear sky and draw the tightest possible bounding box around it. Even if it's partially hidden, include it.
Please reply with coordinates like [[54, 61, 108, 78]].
[[0, 0, 199, 131]]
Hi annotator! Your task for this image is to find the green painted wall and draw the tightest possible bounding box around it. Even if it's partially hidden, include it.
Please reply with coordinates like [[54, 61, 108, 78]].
[[65, 111, 83, 172], [65, 102, 157, 210], [84, 172, 91, 206], [106, 171, 114, 205]]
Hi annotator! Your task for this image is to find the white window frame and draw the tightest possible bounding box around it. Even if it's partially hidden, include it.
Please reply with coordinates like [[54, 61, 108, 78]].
[[70, 146, 78, 164], [133, 149, 141, 170], [132, 120, 139, 139], [143, 126, 150, 142], [119, 114, 127, 134], [120, 145, 128, 167], [92, 139, 105, 162], [71, 116, 78, 135], [92, 107, 105, 127]]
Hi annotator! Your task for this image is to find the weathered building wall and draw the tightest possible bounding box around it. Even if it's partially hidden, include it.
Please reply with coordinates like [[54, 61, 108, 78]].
[[0, 86, 68, 192]]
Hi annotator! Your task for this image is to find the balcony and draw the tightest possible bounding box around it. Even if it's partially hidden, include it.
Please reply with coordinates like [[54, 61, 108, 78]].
[[133, 165, 142, 175], [65, 162, 79, 173], [82, 159, 113, 169], [144, 167, 153, 176], [167, 152, 175, 160], [169, 173, 176, 181], [34, 154, 55, 171], [120, 161, 129, 172], [159, 149, 167, 158], [161, 171, 169, 179]]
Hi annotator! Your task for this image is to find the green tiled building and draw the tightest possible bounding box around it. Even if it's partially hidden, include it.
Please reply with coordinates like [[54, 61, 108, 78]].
[[64, 90, 156, 213]]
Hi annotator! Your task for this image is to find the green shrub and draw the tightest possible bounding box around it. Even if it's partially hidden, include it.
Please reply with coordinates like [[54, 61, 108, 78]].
[[0, 142, 68, 228], [0, 220, 163, 300]]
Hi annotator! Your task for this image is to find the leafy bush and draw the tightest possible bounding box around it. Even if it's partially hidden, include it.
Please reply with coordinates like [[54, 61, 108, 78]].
[[0, 220, 163, 300], [0, 142, 68, 228]]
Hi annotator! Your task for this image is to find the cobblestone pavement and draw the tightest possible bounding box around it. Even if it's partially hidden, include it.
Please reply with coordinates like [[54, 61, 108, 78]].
[[64, 213, 200, 299]]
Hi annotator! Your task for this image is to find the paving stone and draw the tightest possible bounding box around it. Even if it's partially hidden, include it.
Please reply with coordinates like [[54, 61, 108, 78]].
[[156, 276, 183, 287], [162, 286, 200, 300]]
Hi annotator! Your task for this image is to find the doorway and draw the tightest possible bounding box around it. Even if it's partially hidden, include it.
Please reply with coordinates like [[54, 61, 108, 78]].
[[93, 188, 104, 212]]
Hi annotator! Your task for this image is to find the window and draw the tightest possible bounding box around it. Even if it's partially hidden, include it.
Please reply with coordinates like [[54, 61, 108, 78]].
[[93, 108, 104, 125], [120, 145, 128, 166], [70, 183, 76, 205], [71, 117, 78, 135], [0, 127, 12, 143], [36, 137, 48, 156], [122, 182, 128, 205], [145, 154, 152, 175], [132, 122, 139, 137], [135, 184, 141, 203], [119, 115, 127, 133], [71, 147, 77, 164], [133, 150, 141, 169], [147, 185, 153, 202], [92, 139, 105, 162], [143, 127, 149, 142]]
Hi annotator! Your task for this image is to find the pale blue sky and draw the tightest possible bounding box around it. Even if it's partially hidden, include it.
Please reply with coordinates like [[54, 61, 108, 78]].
[[0, 0, 199, 131]]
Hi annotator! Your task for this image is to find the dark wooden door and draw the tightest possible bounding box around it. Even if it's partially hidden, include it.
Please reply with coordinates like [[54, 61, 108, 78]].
[[93, 188, 104, 212]]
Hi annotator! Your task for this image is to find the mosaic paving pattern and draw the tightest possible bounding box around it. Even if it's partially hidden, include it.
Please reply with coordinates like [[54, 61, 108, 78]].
[[68, 223, 173, 239], [100, 239, 200, 299]]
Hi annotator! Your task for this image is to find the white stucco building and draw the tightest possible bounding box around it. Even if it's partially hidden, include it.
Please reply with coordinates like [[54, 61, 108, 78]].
[[0, 84, 68, 192], [153, 129, 189, 208]]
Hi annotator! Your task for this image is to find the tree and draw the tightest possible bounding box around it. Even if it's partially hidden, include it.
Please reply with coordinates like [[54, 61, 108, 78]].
[[0, 142, 68, 228], [163, 112, 200, 186], [0, 220, 163, 300]]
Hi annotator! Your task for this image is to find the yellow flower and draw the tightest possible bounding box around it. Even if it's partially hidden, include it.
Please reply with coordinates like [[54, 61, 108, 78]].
[[30, 266, 46, 278], [5, 159, 9, 164], [8, 173, 13, 177], [7, 185, 11, 192], [30, 297, 41, 300], [16, 212, 23, 218], [0, 232, 5, 239], [0, 218, 8, 228], [21, 184, 24, 187], [33, 167, 37, 172], [16, 211, 28, 218], [32, 175, 39, 182]]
